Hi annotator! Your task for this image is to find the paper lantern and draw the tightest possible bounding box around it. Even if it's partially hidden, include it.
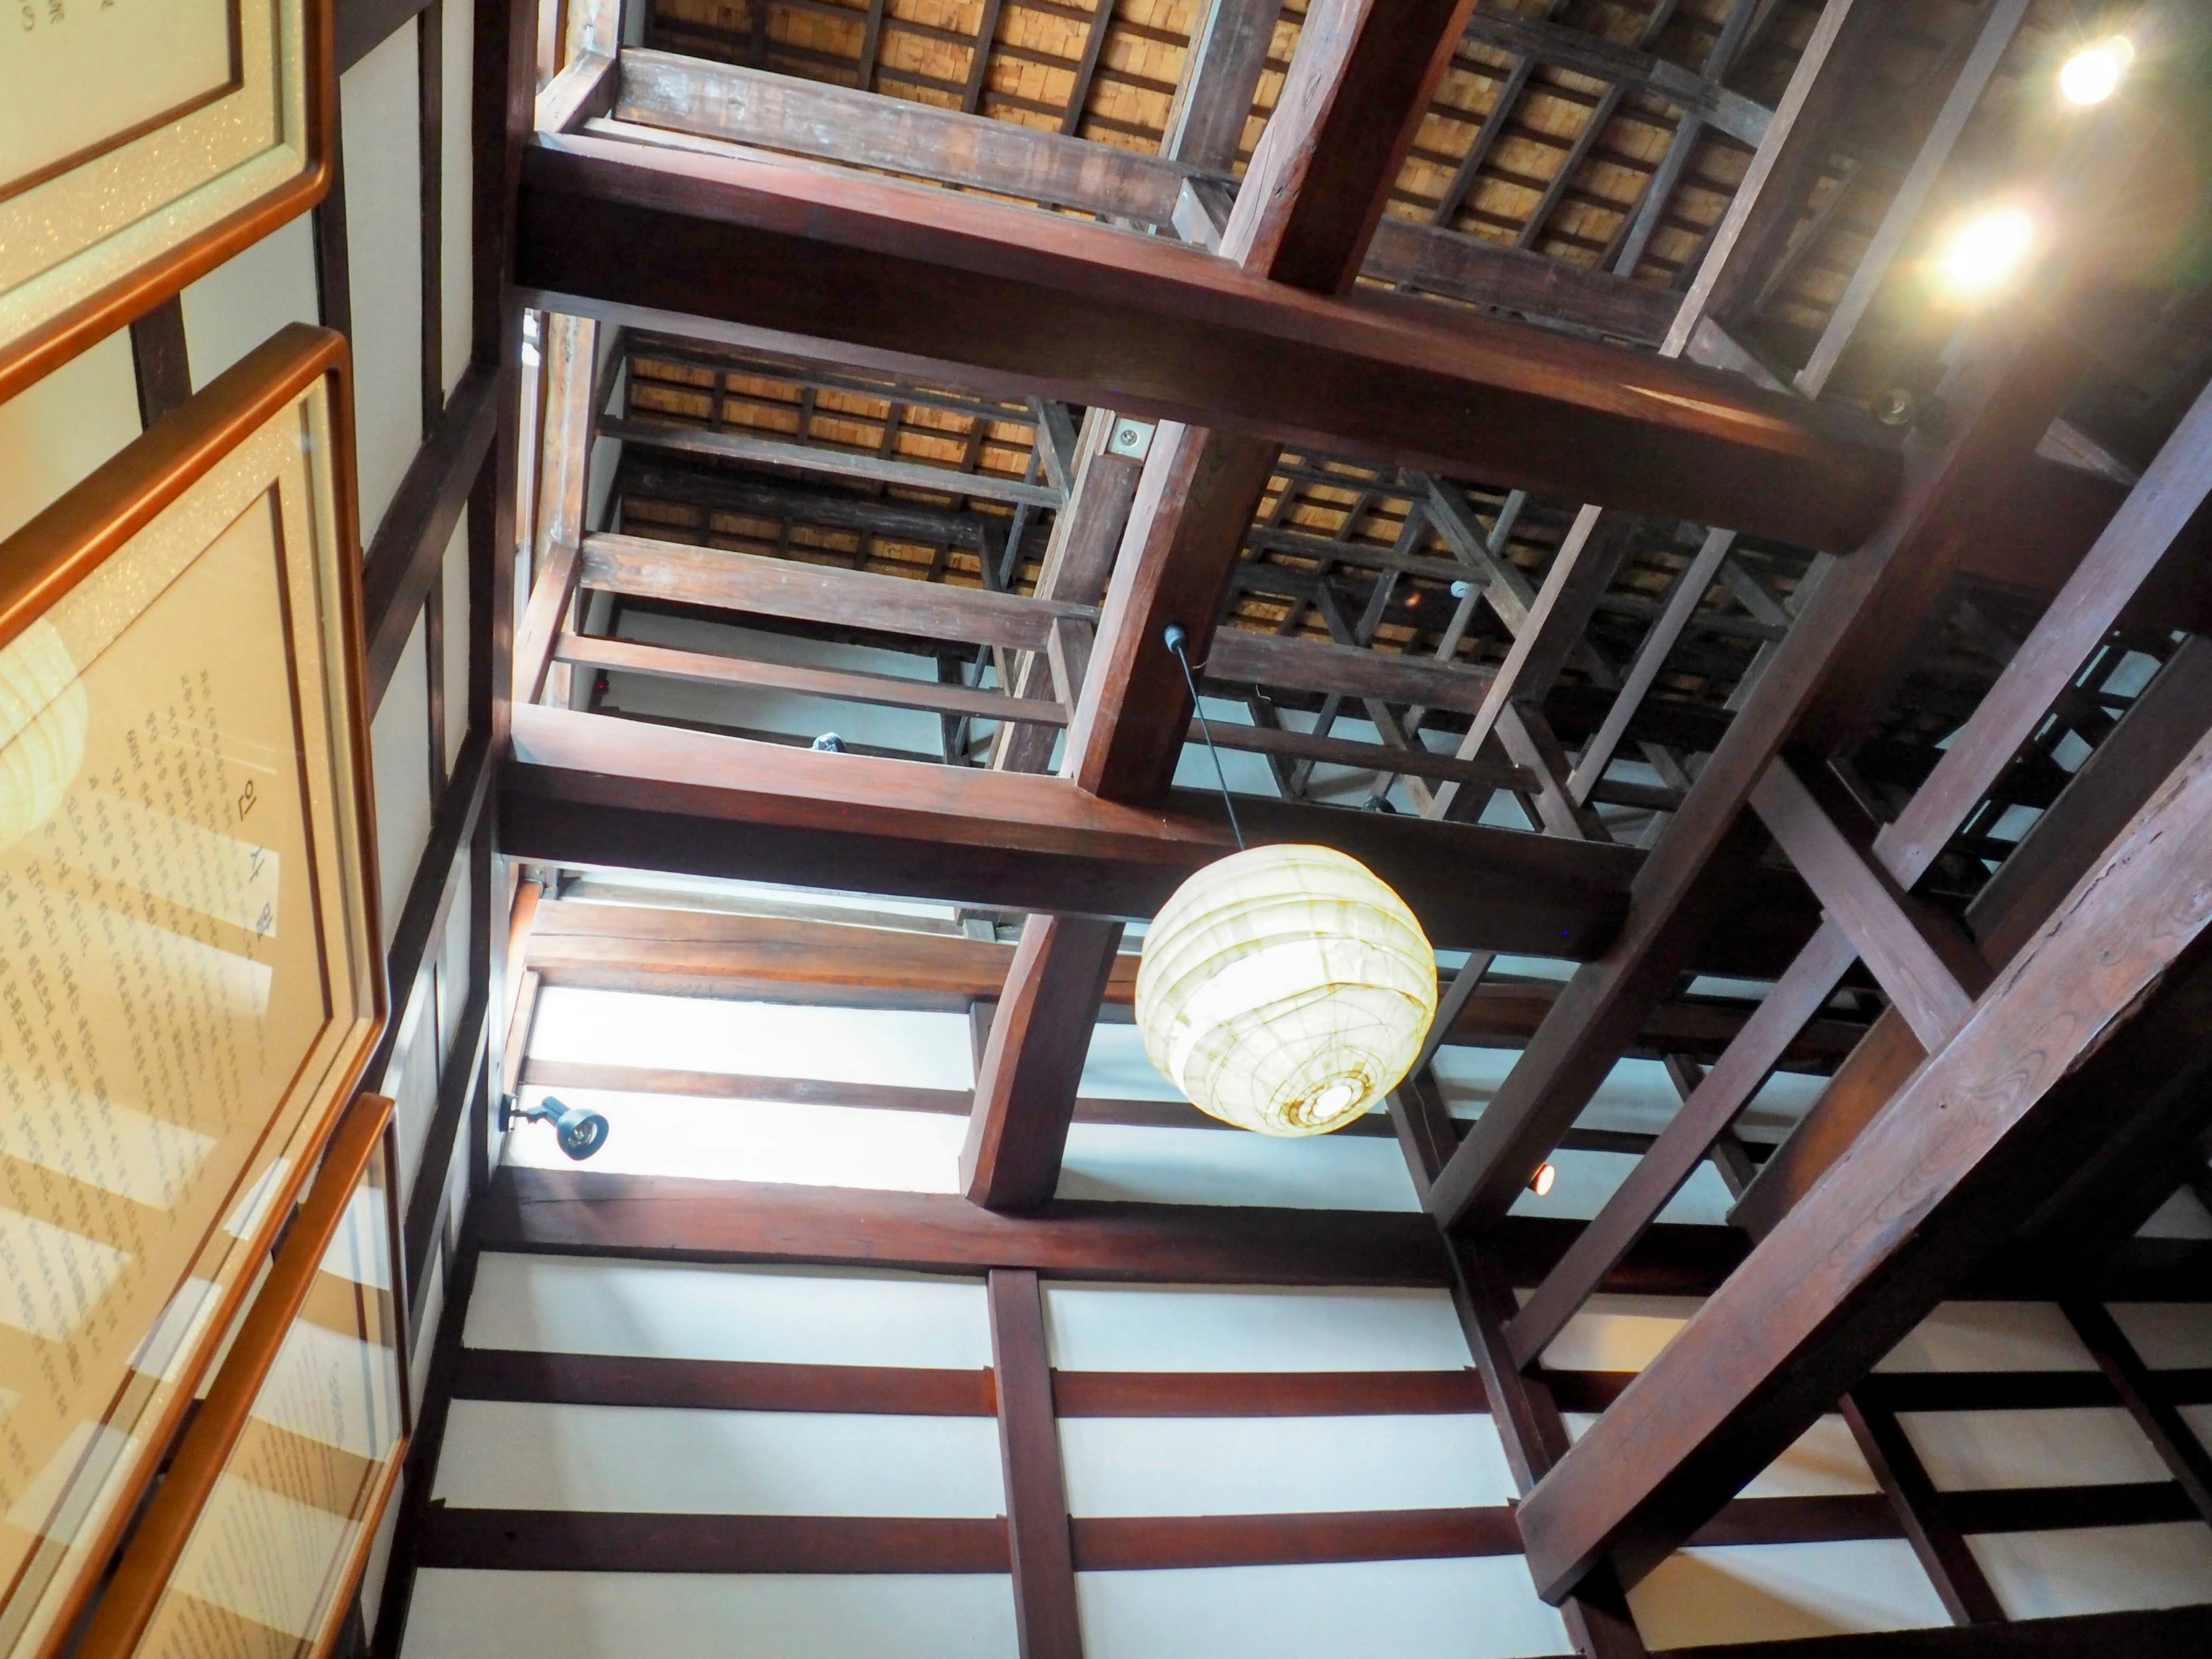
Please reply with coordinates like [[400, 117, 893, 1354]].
[[1136, 844, 1437, 1137], [0, 620, 89, 853]]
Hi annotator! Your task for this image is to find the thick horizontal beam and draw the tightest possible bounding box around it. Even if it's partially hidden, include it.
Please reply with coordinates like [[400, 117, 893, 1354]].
[[405, 1487, 2203, 1577], [456, 1347, 2212, 1422], [618, 456, 999, 548], [501, 704, 1638, 955], [483, 1165, 1455, 1284], [520, 908, 1865, 1065], [516, 134, 1899, 549], [1364, 218, 1677, 343]]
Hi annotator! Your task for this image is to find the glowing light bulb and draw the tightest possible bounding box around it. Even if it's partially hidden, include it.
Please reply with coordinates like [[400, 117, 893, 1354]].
[[2059, 36, 2133, 107], [1938, 206, 2036, 298], [1531, 1162, 1557, 1199]]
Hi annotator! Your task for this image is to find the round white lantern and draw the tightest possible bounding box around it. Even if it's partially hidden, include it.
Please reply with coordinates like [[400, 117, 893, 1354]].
[[1136, 844, 1437, 1137], [0, 620, 89, 854]]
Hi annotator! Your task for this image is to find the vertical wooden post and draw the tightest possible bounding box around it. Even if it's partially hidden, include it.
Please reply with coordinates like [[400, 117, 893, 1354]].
[[988, 1269, 1083, 1659]]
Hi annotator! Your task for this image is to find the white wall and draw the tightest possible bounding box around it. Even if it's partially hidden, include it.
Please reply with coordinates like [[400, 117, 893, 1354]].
[[341, 22, 426, 540]]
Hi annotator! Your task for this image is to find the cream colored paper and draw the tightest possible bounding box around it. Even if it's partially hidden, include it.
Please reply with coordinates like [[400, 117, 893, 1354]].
[[0, 0, 240, 198], [0, 378, 376, 1658]]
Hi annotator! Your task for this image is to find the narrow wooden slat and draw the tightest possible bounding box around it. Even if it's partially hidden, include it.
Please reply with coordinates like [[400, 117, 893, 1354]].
[[365, 365, 501, 707], [558, 631, 1070, 725], [452, 1348, 996, 1415], [1840, 1394, 2005, 1625], [1071, 1508, 1519, 1570], [536, 50, 619, 132], [990, 1270, 1081, 1657], [418, 1509, 1009, 1573], [1460, 8, 1770, 144], [605, 414, 1065, 507], [1052, 1369, 1485, 1417], [581, 532, 1094, 652], [2064, 1300, 2212, 1527], [512, 536, 585, 706]]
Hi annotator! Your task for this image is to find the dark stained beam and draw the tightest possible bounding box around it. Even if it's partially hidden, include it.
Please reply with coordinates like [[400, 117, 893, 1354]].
[[963, 916, 1126, 1211], [2063, 1299, 2212, 1527], [988, 1271, 1082, 1657], [1515, 715, 2212, 1599], [481, 1165, 1456, 1284], [1654, 1605, 2212, 1658], [513, 136, 1900, 550], [1065, 0, 1489, 802], [1422, 96, 2164, 1232], [1732, 649, 2212, 1238], [501, 703, 1638, 952], [365, 364, 500, 706]]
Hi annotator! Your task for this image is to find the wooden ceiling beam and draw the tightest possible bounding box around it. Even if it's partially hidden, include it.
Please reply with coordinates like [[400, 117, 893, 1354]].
[[965, 0, 1499, 1213], [501, 703, 1645, 955], [1420, 77, 2169, 1233], [514, 133, 1900, 549], [517, 899, 1868, 1063], [1516, 710, 2212, 1600], [609, 47, 1684, 344]]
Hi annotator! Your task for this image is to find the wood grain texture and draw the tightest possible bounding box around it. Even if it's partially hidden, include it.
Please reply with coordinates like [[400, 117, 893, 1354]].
[[1517, 713, 2212, 1599], [989, 1271, 1081, 1657], [964, 918, 1127, 1211], [499, 704, 1638, 956], [514, 135, 1899, 551]]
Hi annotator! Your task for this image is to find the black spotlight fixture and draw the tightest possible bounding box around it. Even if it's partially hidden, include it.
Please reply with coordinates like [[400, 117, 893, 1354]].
[[499, 1093, 610, 1161]]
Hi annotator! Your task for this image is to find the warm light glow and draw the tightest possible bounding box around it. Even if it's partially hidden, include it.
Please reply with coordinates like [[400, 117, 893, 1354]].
[[2059, 36, 2133, 106], [1135, 844, 1437, 1137], [1938, 206, 2036, 297], [1531, 1162, 1558, 1199]]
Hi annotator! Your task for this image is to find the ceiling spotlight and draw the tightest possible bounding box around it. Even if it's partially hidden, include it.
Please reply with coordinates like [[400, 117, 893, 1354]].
[[1530, 1161, 1558, 1199], [2059, 36, 2133, 107], [1937, 206, 2036, 298], [501, 1093, 611, 1161]]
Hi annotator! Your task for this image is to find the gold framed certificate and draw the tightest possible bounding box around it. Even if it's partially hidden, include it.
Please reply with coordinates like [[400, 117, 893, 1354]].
[[0, 322, 382, 1658], [76, 1093, 407, 1659], [0, 0, 332, 402]]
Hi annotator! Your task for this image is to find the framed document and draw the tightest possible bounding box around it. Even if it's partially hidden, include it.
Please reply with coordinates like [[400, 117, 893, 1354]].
[[76, 1093, 408, 1659], [0, 323, 382, 1657], [0, 0, 332, 401]]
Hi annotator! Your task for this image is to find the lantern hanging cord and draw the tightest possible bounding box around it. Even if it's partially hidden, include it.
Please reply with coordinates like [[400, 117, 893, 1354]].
[[1164, 624, 1245, 851]]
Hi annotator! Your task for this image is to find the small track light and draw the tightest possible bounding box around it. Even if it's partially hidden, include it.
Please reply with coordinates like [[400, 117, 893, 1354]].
[[501, 1093, 611, 1161], [1531, 1161, 1557, 1199]]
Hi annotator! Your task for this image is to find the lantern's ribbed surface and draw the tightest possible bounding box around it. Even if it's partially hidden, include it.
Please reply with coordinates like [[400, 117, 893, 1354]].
[[0, 621, 87, 853], [1135, 844, 1438, 1137]]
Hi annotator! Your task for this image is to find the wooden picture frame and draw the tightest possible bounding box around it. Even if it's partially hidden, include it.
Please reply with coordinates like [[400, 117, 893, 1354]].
[[0, 0, 334, 403], [75, 1092, 410, 1659], [0, 323, 382, 1658]]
